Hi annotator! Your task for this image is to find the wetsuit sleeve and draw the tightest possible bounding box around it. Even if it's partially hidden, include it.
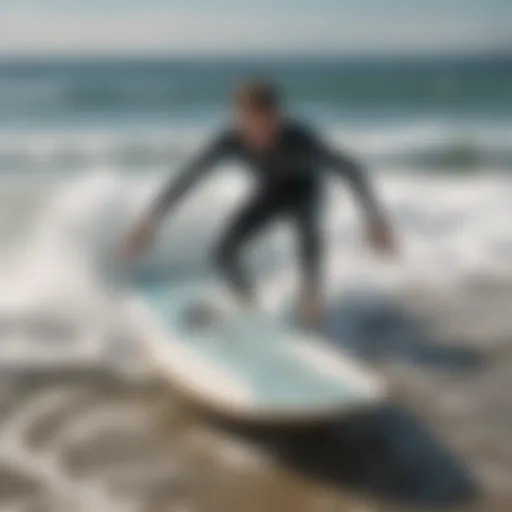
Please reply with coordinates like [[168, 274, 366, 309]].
[[312, 134, 383, 221], [147, 132, 233, 223]]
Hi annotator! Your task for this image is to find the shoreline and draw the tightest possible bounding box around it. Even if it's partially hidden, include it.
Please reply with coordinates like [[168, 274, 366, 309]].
[[0, 283, 511, 511]]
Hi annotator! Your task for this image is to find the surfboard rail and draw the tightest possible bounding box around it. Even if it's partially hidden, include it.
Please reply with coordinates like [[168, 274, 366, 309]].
[[129, 285, 388, 426]]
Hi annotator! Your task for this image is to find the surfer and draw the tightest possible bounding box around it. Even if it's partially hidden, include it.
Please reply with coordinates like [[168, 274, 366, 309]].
[[121, 80, 397, 327]]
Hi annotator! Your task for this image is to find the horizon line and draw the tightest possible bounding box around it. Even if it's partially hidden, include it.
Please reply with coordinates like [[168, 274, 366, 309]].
[[0, 48, 509, 61]]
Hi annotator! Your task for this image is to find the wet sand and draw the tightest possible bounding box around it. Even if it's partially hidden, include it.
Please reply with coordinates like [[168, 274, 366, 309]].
[[0, 282, 511, 512]]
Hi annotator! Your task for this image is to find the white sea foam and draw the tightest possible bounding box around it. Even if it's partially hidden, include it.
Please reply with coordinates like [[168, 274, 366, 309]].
[[0, 121, 511, 173], [0, 160, 509, 512], [0, 166, 510, 373]]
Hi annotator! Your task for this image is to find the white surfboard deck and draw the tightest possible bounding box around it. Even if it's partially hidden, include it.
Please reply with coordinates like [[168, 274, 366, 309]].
[[134, 278, 386, 424]]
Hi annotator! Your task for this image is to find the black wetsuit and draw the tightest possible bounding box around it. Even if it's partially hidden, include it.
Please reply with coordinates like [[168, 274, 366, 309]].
[[150, 120, 381, 298]]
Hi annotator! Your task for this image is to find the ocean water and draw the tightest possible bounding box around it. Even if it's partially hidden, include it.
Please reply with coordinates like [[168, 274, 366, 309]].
[[1, 56, 512, 173], [0, 56, 512, 511]]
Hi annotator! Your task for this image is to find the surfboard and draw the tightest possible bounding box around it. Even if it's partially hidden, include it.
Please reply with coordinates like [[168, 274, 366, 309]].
[[134, 277, 386, 425]]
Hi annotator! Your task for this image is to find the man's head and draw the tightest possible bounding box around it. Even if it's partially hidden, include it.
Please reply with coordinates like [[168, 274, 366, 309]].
[[233, 80, 282, 149]]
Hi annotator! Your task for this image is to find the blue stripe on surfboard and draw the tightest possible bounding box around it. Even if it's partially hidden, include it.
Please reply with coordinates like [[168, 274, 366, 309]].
[[137, 279, 371, 410]]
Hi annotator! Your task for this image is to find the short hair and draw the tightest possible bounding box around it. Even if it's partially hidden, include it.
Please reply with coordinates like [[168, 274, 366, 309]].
[[234, 79, 281, 113]]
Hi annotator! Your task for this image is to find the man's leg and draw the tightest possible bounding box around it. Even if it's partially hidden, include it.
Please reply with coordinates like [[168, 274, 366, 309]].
[[292, 193, 324, 328], [214, 189, 284, 302]]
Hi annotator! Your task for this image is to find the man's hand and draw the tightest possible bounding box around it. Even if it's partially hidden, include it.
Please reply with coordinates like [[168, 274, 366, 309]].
[[118, 217, 156, 261], [366, 216, 398, 258]]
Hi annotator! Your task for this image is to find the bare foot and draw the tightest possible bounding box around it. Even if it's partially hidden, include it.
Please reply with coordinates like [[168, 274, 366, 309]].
[[298, 292, 324, 330]]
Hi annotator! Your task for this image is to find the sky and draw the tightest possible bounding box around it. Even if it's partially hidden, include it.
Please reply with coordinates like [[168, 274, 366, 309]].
[[1, 0, 511, 56]]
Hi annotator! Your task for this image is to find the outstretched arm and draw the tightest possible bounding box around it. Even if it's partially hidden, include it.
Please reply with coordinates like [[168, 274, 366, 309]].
[[120, 131, 232, 260], [148, 132, 232, 224], [315, 137, 382, 221], [313, 134, 397, 256]]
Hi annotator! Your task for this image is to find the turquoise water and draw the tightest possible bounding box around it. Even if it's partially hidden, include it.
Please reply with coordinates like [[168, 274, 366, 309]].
[[2, 56, 511, 124]]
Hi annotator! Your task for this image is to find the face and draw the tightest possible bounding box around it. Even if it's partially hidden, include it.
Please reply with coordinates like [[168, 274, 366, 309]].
[[234, 106, 280, 150]]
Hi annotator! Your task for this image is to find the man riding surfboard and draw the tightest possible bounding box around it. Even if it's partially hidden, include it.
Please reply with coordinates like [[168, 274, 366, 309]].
[[121, 80, 397, 327]]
